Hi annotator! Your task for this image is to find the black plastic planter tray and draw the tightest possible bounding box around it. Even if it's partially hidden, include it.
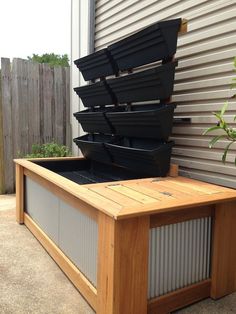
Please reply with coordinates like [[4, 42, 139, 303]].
[[33, 159, 145, 185], [107, 62, 177, 104], [74, 81, 115, 107], [106, 139, 174, 176], [74, 48, 118, 81], [73, 134, 114, 164], [74, 107, 114, 134], [108, 19, 181, 71], [106, 104, 176, 140]]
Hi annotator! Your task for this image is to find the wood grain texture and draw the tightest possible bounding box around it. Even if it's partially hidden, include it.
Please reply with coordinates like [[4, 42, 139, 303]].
[[120, 191, 236, 220], [150, 205, 214, 228], [122, 181, 175, 201], [15, 164, 24, 223], [89, 184, 141, 206], [108, 184, 157, 204], [27, 61, 40, 148], [211, 201, 236, 299], [168, 163, 179, 177], [14, 159, 236, 219], [1, 58, 14, 193], [54, 66, 64, 145], [24, 213, 97, 310], [97, 213, 115, 314], [41, 63, 54, 143], [141, 181, 190, 199], [179, 18, 188, 34], [0, 60, 5, 193], [148, 279, 210, 314], [1, 58, 70, 192], [97, 212, 149, 314], [15, 159, 122, 218]]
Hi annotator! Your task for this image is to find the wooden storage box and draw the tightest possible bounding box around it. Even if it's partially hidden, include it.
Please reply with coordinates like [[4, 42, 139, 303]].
[[15, 157, 236, 314]]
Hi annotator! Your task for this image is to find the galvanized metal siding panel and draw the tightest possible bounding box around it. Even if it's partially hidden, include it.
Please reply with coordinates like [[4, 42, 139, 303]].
[[25, 177, 60, 244], [59, 200, 98, 287], [25, 177, 98, 287], [94, 0, 236, 188], [148, 217, 212, 299]]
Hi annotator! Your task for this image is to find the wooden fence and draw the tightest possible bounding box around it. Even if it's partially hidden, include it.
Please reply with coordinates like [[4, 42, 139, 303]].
[[0, 58, 71, 193]]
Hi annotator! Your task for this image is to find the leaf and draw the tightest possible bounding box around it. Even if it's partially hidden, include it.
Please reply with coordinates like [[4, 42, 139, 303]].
[[213, 112, 223, 121], [222, 141, 234, 164], [209, 135, 225, 148], [203, 126, 222, 135], [220, 102, 228, 116]]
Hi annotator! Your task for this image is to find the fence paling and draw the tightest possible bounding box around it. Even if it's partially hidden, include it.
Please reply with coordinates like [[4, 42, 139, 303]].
[[0, 58, 71, 193], [1, 58, 14, 193]]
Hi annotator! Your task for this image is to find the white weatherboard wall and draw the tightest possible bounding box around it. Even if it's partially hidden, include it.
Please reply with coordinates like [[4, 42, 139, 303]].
[[71, 0, 94, 154], [94, 0, 236, 188]]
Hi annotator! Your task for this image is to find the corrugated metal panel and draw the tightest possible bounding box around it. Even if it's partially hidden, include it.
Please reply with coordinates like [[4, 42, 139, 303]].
[[25, 177, 98, 287], [94, 0, 236, 188], [59, 200, 98, 287], [25, 177, 60, 245], [148, 217, 212, 299]]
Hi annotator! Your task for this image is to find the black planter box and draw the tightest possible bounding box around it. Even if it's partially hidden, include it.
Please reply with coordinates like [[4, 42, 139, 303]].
[[74, 81, 115, 107], [106, 139, 174, 176], [74, 48, 118, 81], [74, 108, 114, 134], [73, 134, 114, 164], [106, 104, 176, 140], [108, 19, 181, 71], [107, 62, 177, 104]]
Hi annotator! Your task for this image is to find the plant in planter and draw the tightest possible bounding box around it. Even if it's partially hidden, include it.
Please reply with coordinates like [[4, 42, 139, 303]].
[[24, 142, 72, 158], [203, 57, 236, 164]]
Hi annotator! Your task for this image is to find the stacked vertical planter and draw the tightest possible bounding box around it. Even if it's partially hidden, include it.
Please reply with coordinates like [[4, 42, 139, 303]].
[[73, 18, 182, 177]]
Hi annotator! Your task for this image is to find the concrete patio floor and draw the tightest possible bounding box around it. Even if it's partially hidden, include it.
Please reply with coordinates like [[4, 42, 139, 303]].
[[0, 195, 235, 314]]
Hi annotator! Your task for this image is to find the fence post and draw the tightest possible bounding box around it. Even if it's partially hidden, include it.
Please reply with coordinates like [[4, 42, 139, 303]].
[[28, 61, 40, 149], [0, 65, 5, 194], [41, 63, 54, 143], [0, 58, 14, 193], [54, 66, 64, 145]]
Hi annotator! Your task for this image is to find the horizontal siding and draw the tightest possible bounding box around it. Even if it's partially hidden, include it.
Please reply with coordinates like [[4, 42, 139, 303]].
[[94, 0, 236, 188]]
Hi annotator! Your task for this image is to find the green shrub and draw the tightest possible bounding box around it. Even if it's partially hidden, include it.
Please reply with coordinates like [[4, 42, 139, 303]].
[[25, 142, 72, 158], [27, 53, 69, 67]]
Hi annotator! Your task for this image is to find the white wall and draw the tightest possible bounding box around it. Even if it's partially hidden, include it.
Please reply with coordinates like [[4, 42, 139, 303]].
[[71, 0, 93, 154]]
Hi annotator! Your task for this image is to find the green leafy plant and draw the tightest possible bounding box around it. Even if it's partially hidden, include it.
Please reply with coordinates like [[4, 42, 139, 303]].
[[24, 142, 72, 158], [27, 53, 69, 67], [203, 57, 236, 164]]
